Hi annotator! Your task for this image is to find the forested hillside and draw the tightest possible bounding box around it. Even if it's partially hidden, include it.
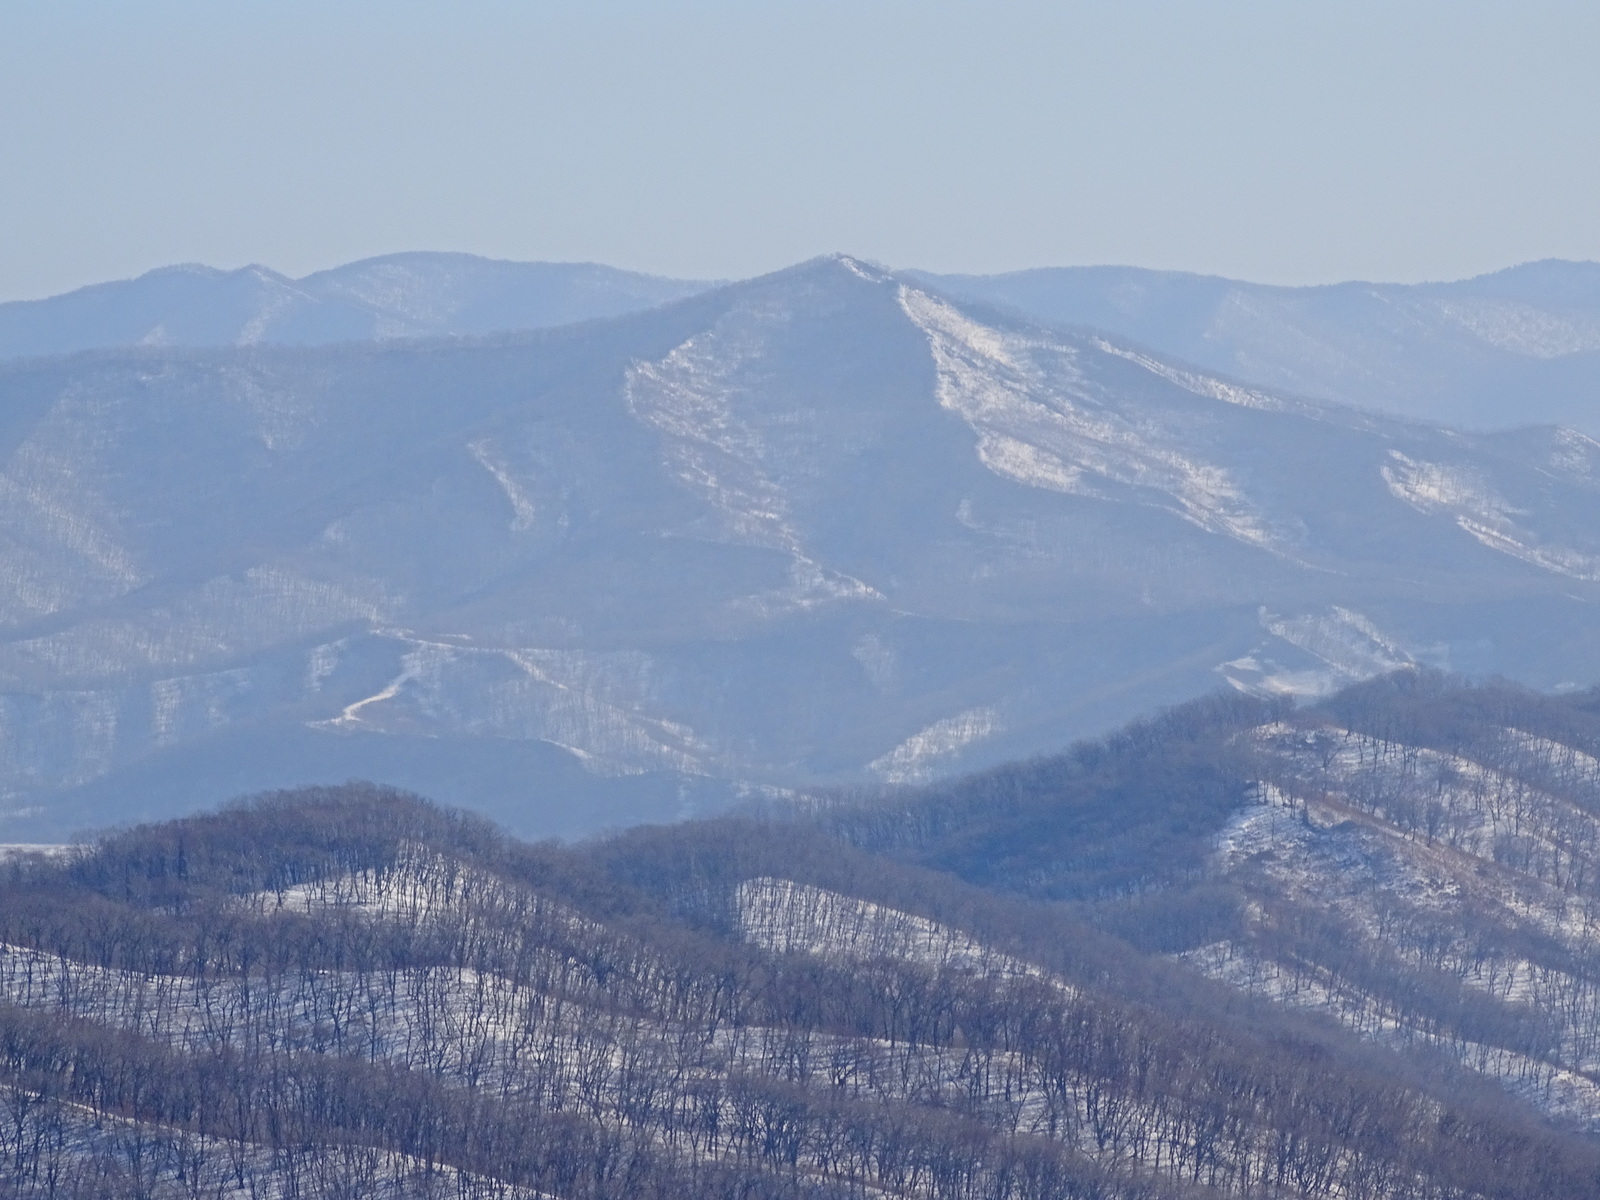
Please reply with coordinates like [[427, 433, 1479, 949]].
[[6, 673, 1600, 1197], [817, 673, 1600, 1133]]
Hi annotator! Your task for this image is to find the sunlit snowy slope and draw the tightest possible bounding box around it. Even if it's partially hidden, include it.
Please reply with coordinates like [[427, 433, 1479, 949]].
[[917, 259, 1600, 434], [2, 256, 1599, 838], [14, 253, 1600, 435]]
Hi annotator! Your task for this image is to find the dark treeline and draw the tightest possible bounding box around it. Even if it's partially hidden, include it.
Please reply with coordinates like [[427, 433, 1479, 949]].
[[1318, 670, 1600, 767], [807, 692, 1286, 903], [4, 676, 1600, 1197]]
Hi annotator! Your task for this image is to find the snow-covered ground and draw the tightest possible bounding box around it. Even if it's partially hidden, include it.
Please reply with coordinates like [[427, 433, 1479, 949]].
[[1179, 720, 1600, 1128]]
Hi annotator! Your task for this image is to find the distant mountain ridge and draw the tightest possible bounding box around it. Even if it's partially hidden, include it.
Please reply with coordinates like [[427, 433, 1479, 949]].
[[4, 256, 1600, 841], [7, 252, 1600, 435], [0, 252, 713, 357], [913, 259, 1600, 433]]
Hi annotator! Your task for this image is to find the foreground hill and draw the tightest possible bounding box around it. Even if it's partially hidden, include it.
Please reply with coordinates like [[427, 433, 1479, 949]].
[[819, 673, 1600, 1134], [6, 674, 1600, 1197], [3, 258, 1600, 839]]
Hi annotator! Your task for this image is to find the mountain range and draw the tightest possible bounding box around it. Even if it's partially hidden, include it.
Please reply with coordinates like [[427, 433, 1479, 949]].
[[8, 252, 1600, 435], [916, 258, 1600, 434], [2, 256, 1600, 840], [0, 253, 709, 358]]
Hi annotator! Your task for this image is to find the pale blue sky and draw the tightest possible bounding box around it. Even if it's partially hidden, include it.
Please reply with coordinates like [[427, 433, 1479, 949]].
[[2, 1, 1597, 301]]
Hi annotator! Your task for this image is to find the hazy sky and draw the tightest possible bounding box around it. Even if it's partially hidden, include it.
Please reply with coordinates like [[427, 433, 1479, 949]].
[[2, 2, 1598, 301]]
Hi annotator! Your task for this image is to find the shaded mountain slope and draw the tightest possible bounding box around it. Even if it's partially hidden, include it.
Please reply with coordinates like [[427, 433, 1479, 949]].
[[3, 259, 1600, 839]]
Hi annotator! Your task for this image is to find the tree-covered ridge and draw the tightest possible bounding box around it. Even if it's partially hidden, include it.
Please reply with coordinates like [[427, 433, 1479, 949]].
[[5, 675, 1600, 1197], [815, 674, 1600, 1133]]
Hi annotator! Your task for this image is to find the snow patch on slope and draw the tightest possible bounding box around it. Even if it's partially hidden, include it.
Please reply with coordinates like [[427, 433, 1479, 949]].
[[468, 438, 538, 531], [1092, 338, 1287, 411], [868, 705, 1000, 784], [626, 308, 802, 554], [1262, 606, 1414, 679], [626, 295, 883, 615], [319, 635, 714, 777], [1220, 607, 1414, 698], [1546, 428, 1600, 482], [1383, 450, 1600, 580], [900, 287, 1281, 550], [737, 877, 1048, 983]]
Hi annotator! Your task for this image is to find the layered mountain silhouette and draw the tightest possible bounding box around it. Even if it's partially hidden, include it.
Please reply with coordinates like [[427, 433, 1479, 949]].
[[8, 251, 1600, 435], [916, 259, 1600, 434], [2, 256, 1600, 839], [0, 252, 711, 357]]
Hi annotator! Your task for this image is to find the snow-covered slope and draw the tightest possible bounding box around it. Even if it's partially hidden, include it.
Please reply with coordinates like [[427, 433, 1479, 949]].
[[3, 257, 1600, 839], [9, 783, 1592, 1200], [916, 259, 1600, 435], [0, 252, 710, 358], [1188, 713, 1600, 1129]]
